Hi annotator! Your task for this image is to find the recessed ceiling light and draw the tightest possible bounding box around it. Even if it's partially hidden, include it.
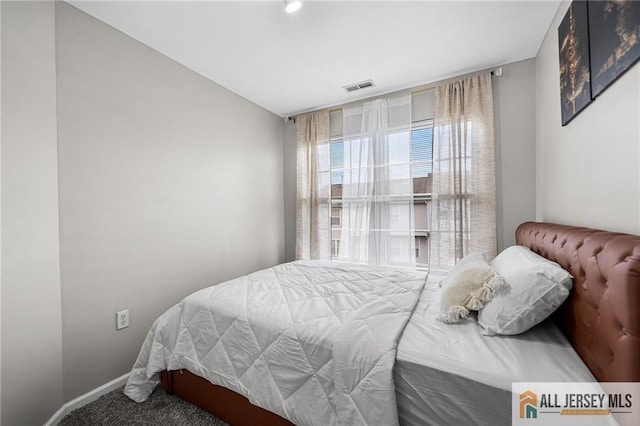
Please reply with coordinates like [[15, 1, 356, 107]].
[[284, 0, 302, 13]]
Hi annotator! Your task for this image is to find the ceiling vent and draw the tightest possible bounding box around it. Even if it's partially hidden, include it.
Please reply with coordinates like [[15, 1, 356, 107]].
[[343, 79, 375, 93]]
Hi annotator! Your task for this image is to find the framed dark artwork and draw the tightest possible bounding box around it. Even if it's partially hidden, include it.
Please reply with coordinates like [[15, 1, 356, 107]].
[[558, 1, 592, 126], [588, 0, 640, 98]]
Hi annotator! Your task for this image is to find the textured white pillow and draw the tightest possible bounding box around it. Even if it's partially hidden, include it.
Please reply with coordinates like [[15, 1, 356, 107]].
[[438, 254, 503, 324], [478, 245, 573, 335]]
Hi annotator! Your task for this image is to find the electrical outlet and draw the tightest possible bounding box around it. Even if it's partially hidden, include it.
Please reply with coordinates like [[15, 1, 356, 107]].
[[116, 309, 130, 330]]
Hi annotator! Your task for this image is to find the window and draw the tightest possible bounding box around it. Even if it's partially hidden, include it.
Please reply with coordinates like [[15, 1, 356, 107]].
[[411, 122, 433, 268], [330, 138, 343, 258], [331, 239, 341, 257], [331, 207, 341, 227], [329, 94, 434, 268]]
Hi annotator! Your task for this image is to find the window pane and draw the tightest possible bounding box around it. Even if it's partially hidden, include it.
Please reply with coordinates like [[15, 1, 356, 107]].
[[389, 164, 412, 194], [412, 161, 432, 177], [411, 127, 433, 177], [330, 140, 344, 170], [388, 131, 411, 164]]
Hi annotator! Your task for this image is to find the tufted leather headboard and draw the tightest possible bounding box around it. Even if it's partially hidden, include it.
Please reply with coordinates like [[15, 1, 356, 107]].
[[516, 222, 640, 382]]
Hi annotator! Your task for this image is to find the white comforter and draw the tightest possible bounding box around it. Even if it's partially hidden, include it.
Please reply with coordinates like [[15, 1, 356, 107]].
[[125, 260, 427, 426]]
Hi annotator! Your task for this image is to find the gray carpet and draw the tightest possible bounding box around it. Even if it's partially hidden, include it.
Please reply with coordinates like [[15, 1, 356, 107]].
[[59, 386, 228, 426]]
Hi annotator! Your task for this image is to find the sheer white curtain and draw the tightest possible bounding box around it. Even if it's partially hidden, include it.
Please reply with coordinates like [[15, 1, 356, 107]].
[[430, 73, 497, 271], [338, 96, 415, 267], [296, 112, 331, 260]]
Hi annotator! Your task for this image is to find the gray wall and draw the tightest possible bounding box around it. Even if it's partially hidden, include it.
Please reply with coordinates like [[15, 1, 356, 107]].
[[1, 2, 65, 425], [55, 2, 284, 401], [283, 123, 297, 261], [535, 1, 640, 234], [282, 59, 537, 258], [493, 59, 537, 249], [1, 2, 3, 419]]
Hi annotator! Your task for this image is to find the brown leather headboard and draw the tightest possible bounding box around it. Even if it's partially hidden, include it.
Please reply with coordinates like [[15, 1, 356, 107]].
[[516, 222, 640, 382]]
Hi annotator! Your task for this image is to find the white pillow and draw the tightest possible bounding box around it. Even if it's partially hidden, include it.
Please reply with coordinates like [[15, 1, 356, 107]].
[[437, 253, 503, 324], [478, 245, 573, 335]]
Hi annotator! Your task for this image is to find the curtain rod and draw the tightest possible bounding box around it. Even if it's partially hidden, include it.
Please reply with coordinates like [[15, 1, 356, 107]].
[[292, 67, 502, 118]]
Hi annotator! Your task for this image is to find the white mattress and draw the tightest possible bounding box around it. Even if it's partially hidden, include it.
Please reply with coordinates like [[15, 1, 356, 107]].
[[394, 273, 597, 426]]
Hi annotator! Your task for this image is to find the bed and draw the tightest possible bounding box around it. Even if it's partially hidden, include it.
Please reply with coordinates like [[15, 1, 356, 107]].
[[125, 221, 640, 425]]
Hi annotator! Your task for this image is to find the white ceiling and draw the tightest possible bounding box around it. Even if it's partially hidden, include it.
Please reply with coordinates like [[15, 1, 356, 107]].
[[69, 0, 560, 117]]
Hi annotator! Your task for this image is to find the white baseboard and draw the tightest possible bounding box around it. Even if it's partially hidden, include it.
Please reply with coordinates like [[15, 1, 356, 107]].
[[44, 372, 130, 426]]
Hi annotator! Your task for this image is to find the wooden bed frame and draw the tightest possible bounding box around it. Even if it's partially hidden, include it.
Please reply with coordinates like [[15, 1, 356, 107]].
[[161, 369, 293, 426], [161, 221, 640, 425]]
